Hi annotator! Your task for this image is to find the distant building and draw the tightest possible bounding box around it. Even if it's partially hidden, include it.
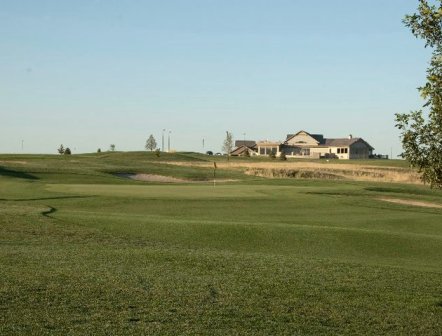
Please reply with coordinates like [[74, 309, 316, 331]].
[[230, 140, 258, 156], [256, 141, 281, 156], [231, 130, 374, 159]]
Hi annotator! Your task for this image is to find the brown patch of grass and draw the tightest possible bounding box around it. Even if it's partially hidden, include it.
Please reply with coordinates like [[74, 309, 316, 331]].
[[115, 173, 236, 184], [116, 173, 188, 183], [163, 161, 422, 185], [0, 160, 27, 164], [244, 168, 344, 180]]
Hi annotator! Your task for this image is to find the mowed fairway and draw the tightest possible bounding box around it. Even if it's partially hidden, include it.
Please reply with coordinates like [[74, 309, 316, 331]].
[[1, 153, 442, 335]]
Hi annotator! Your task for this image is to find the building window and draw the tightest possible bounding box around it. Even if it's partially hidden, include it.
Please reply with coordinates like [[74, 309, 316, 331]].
[[338, 148, 348, 154]]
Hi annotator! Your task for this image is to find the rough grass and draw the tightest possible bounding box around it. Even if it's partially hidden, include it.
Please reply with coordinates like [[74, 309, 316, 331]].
[[244, 166, 421, 184], [162, 160, 422, 184], [0, 152, 441, 335]]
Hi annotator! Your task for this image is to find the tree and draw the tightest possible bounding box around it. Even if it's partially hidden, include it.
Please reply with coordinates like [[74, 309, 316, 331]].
[[145, 135, 157, 151], [280, 151, 287, 161], [222, 131, 234, 160], [268, 149, 276, 159], [97, 148, 101, 153], [64, 147, 71, 155], [395, 0, 442, 188], [109, 144, 116, 151], [57, 144, 65, 155]]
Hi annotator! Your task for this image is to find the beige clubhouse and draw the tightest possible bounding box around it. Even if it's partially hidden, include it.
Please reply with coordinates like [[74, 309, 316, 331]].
[[232, 130, 374, 160]]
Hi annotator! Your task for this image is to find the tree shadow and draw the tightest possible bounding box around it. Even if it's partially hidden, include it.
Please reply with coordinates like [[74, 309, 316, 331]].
[[0, 166, 39, 180], [364, 186, 435, 196]]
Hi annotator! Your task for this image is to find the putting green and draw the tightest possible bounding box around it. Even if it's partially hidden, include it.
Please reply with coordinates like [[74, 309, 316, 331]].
[[45, 183, 300, 199]]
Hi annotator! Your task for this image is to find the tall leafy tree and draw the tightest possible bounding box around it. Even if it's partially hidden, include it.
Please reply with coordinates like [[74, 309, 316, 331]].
[[145, 134, 157, 151], [396, 0, 442, 188]]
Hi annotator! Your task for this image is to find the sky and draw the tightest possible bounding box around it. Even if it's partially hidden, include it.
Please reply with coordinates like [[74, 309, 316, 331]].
[[0, 0, 432, 156]]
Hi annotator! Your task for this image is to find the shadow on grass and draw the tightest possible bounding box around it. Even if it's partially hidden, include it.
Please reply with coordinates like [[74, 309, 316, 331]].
[[0, 166, 38, 180], [0, 196, 94, 202], [305, 191, 362, 197], [41, 206, 57, 218], [364, 186, 434, 196]]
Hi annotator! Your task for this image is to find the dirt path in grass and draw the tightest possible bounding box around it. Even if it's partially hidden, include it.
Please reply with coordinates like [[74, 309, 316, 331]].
[[378, 197, 442, 209]]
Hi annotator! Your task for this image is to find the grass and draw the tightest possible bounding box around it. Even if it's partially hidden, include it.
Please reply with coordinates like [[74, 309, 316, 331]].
[[1, 152, 441, 335]]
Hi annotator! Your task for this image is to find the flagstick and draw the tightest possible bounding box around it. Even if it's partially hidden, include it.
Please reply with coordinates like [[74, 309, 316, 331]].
[[213, 162, 217, 187]]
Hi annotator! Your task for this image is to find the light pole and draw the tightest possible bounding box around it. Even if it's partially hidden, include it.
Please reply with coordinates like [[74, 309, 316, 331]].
[[168, 131, 171, 152], [226, 131, 230, 161], [243, 133, 246, 146], [162, 129, 165, 152]]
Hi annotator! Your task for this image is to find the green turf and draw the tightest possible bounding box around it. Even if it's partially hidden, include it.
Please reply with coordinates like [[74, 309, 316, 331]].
[[0, 153, 441, 335]]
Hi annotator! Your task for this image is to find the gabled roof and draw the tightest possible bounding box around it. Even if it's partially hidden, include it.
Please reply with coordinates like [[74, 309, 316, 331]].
[[235, 140, 256, 148], [310, 134, 325, 144], [285, 130, 374, 150], [285, 130, 324, 144], [231, 145, 254, 155], [324, 137, 374, 150]]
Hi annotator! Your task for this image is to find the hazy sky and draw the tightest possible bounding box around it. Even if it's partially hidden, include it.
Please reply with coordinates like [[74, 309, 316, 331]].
[[0, 0, 431, 155]]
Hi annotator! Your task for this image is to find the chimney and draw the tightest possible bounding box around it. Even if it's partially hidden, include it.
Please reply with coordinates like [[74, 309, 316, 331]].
[[348, 134, 353, 139]]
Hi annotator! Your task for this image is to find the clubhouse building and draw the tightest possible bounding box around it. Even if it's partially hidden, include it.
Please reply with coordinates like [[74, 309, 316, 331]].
[[231, 130, 374, 160]]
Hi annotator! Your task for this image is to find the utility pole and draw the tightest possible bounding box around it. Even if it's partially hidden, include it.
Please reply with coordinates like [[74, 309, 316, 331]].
[[21, 140, 24, 151], [168, 130, 171, 152], [226, 131, 230, 161], [162, 129, 165, 152]]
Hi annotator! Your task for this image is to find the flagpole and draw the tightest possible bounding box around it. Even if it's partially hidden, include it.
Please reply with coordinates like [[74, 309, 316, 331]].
[[213, 162, 217, 187]]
